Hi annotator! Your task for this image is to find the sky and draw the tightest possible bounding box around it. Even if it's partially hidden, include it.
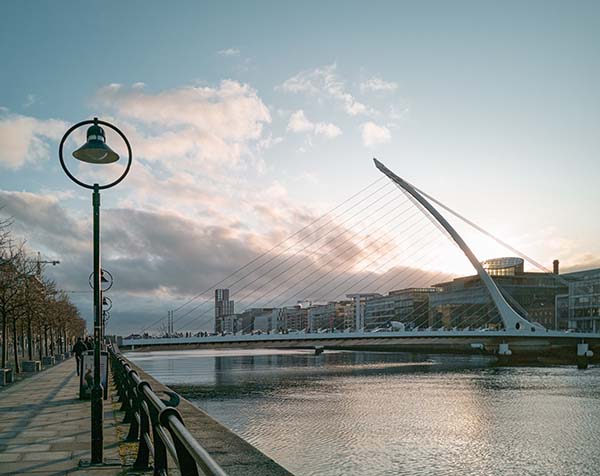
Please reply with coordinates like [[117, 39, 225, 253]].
[[1, 1, 599, 334]]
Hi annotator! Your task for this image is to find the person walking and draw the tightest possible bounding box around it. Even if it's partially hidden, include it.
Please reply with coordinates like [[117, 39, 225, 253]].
[[72, 337, 87, 376], [85, 336, 94, 350]]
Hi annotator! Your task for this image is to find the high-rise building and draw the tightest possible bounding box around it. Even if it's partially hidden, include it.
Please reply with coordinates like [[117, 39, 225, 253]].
[[214, 288, 234, 333]]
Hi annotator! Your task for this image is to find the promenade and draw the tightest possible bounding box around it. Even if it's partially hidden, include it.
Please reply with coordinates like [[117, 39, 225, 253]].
[[0, 359, 124, 476]]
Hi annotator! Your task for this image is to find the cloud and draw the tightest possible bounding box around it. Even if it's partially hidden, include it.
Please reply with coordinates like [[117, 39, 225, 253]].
[[0, 185, 448, 334], [0, 190, 87, 255], [94, 81, 271, 167], [24, 94, 36, 108], [287, 110, 313, 133], [0, 111, 67, 169], [360, 122, 391, 147], [360, 76, 398, 93], [287, 110, 342, 139], [217, 48, 240, 57], [278, 64, 370, 117]]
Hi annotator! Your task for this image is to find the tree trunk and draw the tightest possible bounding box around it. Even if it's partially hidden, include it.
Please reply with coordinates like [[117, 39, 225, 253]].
[[27, 318, 33, 361], [38, 334, 43, 361], [20, 326, 25, 358], [1, 308, 7, 369], [49, 327, 54, 356], [12, 319, 20, 373]]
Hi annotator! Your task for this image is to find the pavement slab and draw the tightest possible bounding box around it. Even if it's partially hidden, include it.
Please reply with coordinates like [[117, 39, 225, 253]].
[[0, 359, 126, 476]]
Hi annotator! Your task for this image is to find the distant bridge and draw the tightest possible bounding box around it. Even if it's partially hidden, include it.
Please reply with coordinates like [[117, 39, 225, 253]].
[[122, 329, 600, 367], [132, 160, 598, 367]]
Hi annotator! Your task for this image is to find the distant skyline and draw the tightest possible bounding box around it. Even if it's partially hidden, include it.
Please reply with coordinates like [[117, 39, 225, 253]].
[[1, 1, 599, 333]]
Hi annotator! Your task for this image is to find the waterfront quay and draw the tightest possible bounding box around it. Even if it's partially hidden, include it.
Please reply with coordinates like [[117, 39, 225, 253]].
[[0, 353, 293, 476], [0, 358, 121, 475]]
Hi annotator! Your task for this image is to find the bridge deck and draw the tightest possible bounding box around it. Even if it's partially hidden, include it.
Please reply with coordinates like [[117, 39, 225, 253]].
[[0, 359, 123, 475]]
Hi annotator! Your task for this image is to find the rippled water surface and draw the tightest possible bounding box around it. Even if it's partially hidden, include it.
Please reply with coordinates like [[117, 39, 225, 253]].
[[127, 349, 600, 476]]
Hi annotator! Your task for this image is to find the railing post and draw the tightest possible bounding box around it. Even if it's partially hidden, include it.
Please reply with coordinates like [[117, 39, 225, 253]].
[[160, 407, 200, 476], [133, 382, 152, 471], [149, 402, 168, 476], [124, 379, 140, 442]]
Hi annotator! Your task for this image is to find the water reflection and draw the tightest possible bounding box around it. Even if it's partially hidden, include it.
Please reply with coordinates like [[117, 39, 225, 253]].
[[128, 350, 600, 476]]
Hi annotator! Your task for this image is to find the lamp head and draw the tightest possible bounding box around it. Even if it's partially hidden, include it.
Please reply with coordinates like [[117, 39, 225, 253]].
[[72, 118, 120, 164]]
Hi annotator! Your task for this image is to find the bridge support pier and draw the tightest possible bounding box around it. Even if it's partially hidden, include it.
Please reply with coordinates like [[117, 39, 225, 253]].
[[314, 346, 324, 356], [577, 342, 593, 370], [497, 342, 512, 365]]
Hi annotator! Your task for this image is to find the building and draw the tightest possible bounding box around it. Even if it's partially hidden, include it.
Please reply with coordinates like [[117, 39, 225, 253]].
[[429, 257, 567, 330], [308, 301, 352, 332], [237, 308, 273, 333], [346, 293, 381, 331], [558, 268, 600, 332], [221, 314, 242, 334], [214, 289, 234, 333], [281, 305, 310, 331], [363, 288, 439, 330], [253, 310, 275, 332]]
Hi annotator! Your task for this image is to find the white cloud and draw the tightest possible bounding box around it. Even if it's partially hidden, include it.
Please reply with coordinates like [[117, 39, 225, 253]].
[[360, 121, 391, 147], [278, 64, 370, 117], [94, 80, 271, 166], [287, 110, 314, 133], [360, 76, 398, 92], [217, 48, 240, 57], [287, 110, 342, 139], [314, 122, 342, 139], [0, 111, 67, 169]]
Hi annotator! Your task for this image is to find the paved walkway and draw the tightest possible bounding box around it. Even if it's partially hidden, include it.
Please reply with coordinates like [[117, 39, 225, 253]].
[[0, 358, 125, 476]]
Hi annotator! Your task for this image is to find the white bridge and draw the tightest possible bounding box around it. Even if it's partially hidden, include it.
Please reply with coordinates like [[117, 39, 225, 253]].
[[131, 160, 598, 366]]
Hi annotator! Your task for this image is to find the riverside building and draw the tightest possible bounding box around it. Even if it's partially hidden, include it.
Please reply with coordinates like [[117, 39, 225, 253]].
[[555, 268, 600, 332], [363, 288, 439, 330], [429, 257, 567, 330]]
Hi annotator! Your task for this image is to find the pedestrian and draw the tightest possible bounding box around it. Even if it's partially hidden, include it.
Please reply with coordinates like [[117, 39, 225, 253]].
[[72, 337, 87, 376], [85, 336, 93, 350]]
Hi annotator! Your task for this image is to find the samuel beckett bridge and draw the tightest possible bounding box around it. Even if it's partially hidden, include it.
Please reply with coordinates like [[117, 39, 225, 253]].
[[123, 160, 599, 367]]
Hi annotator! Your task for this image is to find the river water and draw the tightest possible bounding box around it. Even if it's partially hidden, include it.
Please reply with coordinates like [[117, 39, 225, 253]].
[[127, 349, 600, 476]]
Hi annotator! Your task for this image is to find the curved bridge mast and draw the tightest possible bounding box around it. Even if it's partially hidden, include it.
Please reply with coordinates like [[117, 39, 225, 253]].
[[374, 158, 541, 333]]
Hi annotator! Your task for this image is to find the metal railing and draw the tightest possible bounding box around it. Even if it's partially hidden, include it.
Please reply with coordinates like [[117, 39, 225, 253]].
[[109, 346, 227, 476]]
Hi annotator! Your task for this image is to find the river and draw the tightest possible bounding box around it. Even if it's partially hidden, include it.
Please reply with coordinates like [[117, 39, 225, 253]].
[[126, 349, 600, 476]]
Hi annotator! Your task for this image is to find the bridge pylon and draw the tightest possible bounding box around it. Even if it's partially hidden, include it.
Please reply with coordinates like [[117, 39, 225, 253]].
[[373, 158, 543, 334]]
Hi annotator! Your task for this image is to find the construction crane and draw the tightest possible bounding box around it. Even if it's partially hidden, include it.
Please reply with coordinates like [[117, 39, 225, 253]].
[[36, 251, 60, 276]]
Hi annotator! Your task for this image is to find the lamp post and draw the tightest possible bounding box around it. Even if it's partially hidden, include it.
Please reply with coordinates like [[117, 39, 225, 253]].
[[59, 118, 132, 464]]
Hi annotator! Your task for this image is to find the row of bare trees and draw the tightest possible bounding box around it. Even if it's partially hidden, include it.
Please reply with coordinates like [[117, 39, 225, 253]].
[[0, 217, 86, 373]]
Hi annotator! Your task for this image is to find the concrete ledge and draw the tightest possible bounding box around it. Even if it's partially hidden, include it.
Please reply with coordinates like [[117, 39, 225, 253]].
[[125, 357, 294, 476], [1, 368, 14, 386]]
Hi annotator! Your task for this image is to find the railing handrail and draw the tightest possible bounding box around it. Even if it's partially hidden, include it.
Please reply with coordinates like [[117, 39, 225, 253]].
[[109, 345, 228, 476]]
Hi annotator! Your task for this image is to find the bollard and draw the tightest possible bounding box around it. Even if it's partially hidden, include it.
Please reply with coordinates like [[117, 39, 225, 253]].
[[22, 360, 41, 372]]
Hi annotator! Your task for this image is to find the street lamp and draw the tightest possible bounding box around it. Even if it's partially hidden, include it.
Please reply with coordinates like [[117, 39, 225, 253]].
[[59, 117, 132, 464]]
